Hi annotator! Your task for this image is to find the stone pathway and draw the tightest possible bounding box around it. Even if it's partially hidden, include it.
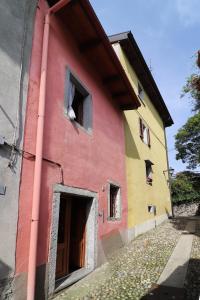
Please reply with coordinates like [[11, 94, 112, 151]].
[[143, 218, 198, 299], [157, 220, 195, 288], [54, 217, 200, 300]]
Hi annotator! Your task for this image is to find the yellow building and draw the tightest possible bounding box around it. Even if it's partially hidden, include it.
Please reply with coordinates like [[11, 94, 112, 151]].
[[109, 32, 174, 241]]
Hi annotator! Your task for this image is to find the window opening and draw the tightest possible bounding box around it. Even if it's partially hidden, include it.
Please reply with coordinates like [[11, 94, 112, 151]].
[[66, 70, 92, 131], [148, 205, 156, 215], [108, 183, 121, 220], [139, 118, 150, 147], [72, 87, 84, 126], [145, 160, 153, 185]]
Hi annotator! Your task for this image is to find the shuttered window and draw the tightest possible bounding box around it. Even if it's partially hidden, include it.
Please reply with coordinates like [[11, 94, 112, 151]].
[[139, 118, 151, 147], [147, 128, 150, 147], [139, 118, 143, 139]]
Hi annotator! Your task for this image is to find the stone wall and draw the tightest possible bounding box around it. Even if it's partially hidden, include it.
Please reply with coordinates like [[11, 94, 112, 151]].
[[173, 202, 200, 217]]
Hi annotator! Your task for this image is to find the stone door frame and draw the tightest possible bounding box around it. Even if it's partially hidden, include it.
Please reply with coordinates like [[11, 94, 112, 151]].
[[48, 184, 98, 296]]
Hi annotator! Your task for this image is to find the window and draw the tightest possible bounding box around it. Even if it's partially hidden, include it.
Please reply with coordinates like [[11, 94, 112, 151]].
[[138, 82, 144, 101], [148, 205, 156, 215], [65, 70, 92, 131], [108, 183, 121, 220], [145, 160, 154, 185], [139, 118, 150, 147]]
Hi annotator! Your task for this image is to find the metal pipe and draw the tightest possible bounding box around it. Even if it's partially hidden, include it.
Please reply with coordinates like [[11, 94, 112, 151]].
[[27, 1, 71, 299], [27, 12, 50, 300], [164, 128, 174, 218]]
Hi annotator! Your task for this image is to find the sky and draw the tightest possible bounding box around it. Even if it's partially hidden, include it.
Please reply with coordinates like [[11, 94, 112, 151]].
[[90, 0, 200, 174]]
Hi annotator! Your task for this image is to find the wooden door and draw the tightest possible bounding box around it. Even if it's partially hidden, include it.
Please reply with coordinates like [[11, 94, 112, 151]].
[[56, 198, 71, 279], [55, 196, 87, 279], [69, 199, 86, 271]]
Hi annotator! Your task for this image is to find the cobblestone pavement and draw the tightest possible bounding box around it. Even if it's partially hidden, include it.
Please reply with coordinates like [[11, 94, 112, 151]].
[[54, 221, 183, 300]]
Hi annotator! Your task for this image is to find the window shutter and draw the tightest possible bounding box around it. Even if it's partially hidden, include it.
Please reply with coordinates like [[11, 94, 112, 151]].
[[139, 118, 143, 139], [147, 128, 151, 147]]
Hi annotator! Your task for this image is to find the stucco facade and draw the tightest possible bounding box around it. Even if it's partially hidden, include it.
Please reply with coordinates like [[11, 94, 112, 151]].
[[0, 1, 37, 298], [111, 39, 173, 241], [14, 1, 140, 299], [0, 1, 173, 299]]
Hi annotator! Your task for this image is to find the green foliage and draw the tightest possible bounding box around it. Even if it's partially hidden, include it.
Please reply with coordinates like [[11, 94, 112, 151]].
[[176, 52, 200, 169], [171, 171, 200, 204], [181, 51, 200, 113], [175, 113, 200, 169], [173, 52, 200, 204], [182, 74, 200, 112]]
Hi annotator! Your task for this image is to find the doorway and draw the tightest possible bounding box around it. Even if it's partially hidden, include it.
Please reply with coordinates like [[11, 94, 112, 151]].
[[56, 195, 88, 280], [48, 185, 98, 296]]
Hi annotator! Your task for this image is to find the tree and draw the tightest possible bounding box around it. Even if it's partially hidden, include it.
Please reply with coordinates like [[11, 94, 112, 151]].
[[171, 171, 200, 204], [175, 51, 200, 169], [182, 51, 200, 112], [175, 113, 200, 169], [182, 77, 200, 113]]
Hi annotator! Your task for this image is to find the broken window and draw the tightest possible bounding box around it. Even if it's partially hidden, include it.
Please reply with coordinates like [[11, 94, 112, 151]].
[[65, 70, 92, 131], [145, 160, 154, 185], [139, 118, 150, 147], [108, 183, 121, 220]]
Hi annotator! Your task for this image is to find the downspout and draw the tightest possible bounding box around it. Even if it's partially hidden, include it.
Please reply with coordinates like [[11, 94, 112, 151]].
[[27, 1, 71, 299], [164, 127, 174, 218], [27, 12, 50, 300]]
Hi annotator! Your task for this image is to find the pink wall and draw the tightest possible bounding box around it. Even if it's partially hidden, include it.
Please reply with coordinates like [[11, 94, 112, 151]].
[[16, 1, 127, 274]]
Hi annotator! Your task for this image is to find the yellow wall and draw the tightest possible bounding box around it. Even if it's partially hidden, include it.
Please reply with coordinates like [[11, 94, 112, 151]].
[[113, 43, 172, 228]]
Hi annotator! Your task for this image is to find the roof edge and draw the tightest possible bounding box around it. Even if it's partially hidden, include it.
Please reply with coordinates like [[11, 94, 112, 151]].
[[109, 31, 174, 127]]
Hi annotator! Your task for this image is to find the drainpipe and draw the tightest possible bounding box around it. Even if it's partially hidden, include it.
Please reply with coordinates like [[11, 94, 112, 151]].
[[27, 1, 71, 299], [27, 12, 50, 300], [164, 128, 174, 218]]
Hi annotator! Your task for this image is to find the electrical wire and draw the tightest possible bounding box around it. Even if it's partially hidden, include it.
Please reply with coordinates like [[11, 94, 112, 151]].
[[9, 0, 30, 168], [5, 141, 64, 184]]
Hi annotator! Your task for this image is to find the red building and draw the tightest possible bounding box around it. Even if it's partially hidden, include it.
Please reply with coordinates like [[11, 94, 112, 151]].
[[14, 0, 140, 299]]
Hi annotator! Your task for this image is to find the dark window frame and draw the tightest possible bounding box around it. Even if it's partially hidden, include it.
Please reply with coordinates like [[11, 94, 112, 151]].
[[107, 182, 121, 221], [65, 68, 93, 133], [145, 160, 154, 185], [139, 118, 151, 147]]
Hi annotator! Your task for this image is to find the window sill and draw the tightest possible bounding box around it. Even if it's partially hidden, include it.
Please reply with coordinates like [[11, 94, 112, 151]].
[[73, 120, 93, 135], [64, 112, 93, 136], [107, 217, 121, 222], [146, 181, 153, 186], [140, 136, 151, 148]]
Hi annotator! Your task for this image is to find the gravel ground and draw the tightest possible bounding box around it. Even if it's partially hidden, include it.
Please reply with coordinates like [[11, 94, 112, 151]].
[[54, 221, 182, 300], [185, 220, 200, 300]]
